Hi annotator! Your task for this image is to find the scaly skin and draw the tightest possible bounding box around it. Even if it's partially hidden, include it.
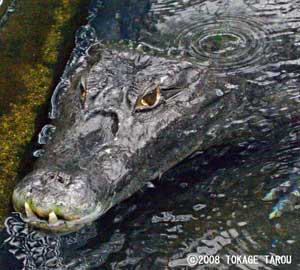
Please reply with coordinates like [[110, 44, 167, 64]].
[[12, 44, 300, 233]]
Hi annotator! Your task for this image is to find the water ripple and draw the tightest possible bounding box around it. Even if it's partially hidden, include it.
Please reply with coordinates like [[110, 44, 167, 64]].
[[173, 15, 270, 74], [244, 0, 300, 15], [143, 0, 300, 77]]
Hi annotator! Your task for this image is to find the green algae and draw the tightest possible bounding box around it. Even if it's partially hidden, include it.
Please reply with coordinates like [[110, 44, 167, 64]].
[[0, 0, 90, 227]]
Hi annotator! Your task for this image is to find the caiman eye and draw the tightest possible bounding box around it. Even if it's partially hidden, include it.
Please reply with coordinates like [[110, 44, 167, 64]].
[[80, 83, 86, 100], [79, 79, 87, 107], [135, 86, 161, 111]]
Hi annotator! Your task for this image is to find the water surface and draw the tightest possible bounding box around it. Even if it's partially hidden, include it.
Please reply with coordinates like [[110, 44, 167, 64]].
[[1, 0, 300, 269]]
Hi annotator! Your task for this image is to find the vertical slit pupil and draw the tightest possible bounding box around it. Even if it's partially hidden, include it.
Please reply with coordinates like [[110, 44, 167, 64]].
[[143, 91, 157, 106], [80, 83, 87, 109], [80, 83, 86, 99]]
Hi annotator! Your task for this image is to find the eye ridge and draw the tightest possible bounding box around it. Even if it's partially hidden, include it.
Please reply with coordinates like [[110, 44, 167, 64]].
[[135, 86, 162, 111]]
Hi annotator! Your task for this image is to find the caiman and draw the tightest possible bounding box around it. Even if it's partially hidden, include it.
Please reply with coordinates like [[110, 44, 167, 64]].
[[12, 0, 300, 233]]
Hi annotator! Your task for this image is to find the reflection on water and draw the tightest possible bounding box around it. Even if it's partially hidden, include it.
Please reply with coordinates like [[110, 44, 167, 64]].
[[1, 213, 124, 269], [2, 0, 300, 269]]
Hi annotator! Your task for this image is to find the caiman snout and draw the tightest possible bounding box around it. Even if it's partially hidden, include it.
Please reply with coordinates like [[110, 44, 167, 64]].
[[12, 169, 104, 233]]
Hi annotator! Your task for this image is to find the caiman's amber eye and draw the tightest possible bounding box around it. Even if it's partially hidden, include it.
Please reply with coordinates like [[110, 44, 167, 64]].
[[80, 83, 87, 100], [79, 80, 87, 108], [135, 86, 161, 111]]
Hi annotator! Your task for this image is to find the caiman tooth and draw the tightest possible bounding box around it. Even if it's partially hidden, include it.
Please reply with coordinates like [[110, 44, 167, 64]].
[[48, 211, 58, 224], [24, 202, 36, 218]]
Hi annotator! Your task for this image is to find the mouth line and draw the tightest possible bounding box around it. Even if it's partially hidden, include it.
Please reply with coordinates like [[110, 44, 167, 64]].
[[20, 202, 108, 233]]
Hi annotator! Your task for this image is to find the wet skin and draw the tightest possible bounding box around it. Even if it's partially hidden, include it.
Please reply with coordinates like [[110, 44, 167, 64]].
[[12, 45, 300, 233]]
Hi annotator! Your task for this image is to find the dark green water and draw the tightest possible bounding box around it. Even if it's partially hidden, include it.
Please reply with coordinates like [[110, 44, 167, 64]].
[[1, 0, 300, 269]]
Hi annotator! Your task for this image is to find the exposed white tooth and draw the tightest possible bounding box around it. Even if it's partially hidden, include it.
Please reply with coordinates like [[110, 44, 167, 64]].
[[48, 211, 58, 224], [24, 202, 36, 218]]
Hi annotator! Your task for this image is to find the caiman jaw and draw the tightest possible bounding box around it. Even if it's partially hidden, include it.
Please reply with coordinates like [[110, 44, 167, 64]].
[[22, 201, 106, 234], [12, 169, 112, 233]]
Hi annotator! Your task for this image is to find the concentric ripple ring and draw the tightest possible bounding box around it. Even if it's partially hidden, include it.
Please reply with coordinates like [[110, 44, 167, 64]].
[[174, 16, 271, 74]]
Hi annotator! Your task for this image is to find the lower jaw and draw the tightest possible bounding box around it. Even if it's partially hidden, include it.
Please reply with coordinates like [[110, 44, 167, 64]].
[[26, 219, 86, 234]]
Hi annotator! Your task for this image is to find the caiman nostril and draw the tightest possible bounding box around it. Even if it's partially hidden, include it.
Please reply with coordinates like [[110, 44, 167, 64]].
[[57, 176, 64, 184], [55, 172, 71, 185]]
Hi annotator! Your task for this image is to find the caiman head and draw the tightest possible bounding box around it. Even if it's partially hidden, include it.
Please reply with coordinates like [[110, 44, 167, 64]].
[[12, 45, 234, 233]]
